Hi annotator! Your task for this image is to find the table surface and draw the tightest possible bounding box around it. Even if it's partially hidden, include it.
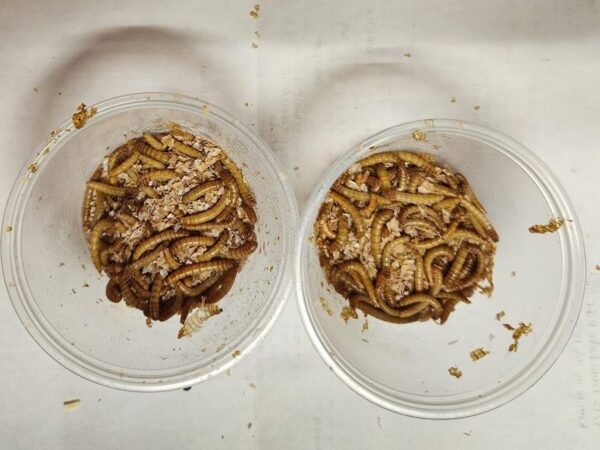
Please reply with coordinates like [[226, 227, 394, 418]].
[[1, 1, 599, 448]]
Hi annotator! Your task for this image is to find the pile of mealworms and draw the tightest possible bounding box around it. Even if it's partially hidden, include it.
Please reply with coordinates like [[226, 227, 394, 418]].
[[82, 127, 258, 338], [315, 150, 498, 325]]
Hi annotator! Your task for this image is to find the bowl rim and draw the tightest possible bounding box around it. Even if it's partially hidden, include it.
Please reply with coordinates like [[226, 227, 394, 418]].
[[1, 92, 299, 391], [294, 118, 586, 419]]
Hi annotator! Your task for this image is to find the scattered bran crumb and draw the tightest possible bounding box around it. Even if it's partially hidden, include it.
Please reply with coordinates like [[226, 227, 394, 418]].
[[5, 225, 13, 232], [72, 103, 97, 129], [470, 348, 490, 361], [146, 317, 152, 328], [28, 163, 39, 174], [320, 297, 333, 316], [496, 310, 505, 321], [528, 218, 565, 234], [362, 319, 369, 332], [293, 166, 299, 171], [403, 52, 411, 58], [450, 97, 457, 103], [340, 306, 358, 323], [474, 105, 480, 111], [33, 87, 39, 92], [249, 382, 256, 389], [63, 399, 80, 410], [412, 129, 427, 142], [596, 265, 600, 271], [247, 422, 252, 429], [511, 271, 516, 277], [249, 4, 260, 18], [251, 42, 258, 49], [232, 350, 241, 358], [504, 322, 533, 352], [448, 367, 462, 378]]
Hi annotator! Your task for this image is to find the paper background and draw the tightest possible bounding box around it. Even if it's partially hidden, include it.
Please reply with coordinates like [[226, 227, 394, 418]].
[[0, 1, 599, 448]]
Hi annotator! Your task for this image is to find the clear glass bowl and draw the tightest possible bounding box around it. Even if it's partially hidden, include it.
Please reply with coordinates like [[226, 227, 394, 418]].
[[294, 119, 585, 418], [1, 92, 298, 391]]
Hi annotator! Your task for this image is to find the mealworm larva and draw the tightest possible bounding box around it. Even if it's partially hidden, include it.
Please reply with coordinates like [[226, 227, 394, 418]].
[[105, 277, 121, 303], [384, 191, 445, 205], [430, 267, 444, 296], [205, 267, 238, 304], [396, 164, 409, 191], [138, 154, 167, 169], [115, 211, 137, 227], [332, 267, 366, 296], [108, 144, 131, 171], [177, 304, 223, 338], [444, 247, 469, 287], [149, 276, 163, 320], [329, 191, 366, 238], [447, 229, 489, 247], [399, 205, 445, 230], [398, 293, 442, 317], [366, 175, 382, 191], [456, 253, 477, 282], [337, 261, 379, 306], [358, 152, 399, 167], [222, 240, 258, 259], [396, 151, 434, 171], [162, 134, 203, 158], [82, 187, 94, 227], [334, 185, 370, 203], [160, 248, 180, 271], [143, 133, 165, 150], [169, 235, 216, 258], [129, 246, 164, 270], [425, 182, 459, 198], [118, 273, 140, 308], [414, 254, 425, 292], [182, 179, 223, 203], [399, 218, 441, 236], [90, 219, 120, 272], [359, 194, 378, 217], [109, 151, 139, 177], [407, 171, 426, 193], [468, 213, 488, 239], [423, 244, 453, 284], [159, 291, 184, 322], [87, 181, 131, 197], [140, 186, 159, 199], [381, 236, 411, 269], [240, 203, 257, 224], [126, 168, 139, 183], [181, 221, 229, 232], [128, 268, 150, 290], [371, 209, 395, 267], [349, 295, 422, 324], [455, 173, 485, 211], [141, 169, 179, 183], [177, 271, 222, 297], [222, 157, 255, 205], [460, 199, 499, 242], [376, 164, 392, 190], [165, 259, 237, 285], [90, 190, 106, 224], [452, 249, 487, 291], [432, 197, 461, 211], [134, 142, 172, 164], [330, 214, 349, 253], [133, 229, 189, 260], [181, 188, 231, 225], [214, 191, 237, 224]]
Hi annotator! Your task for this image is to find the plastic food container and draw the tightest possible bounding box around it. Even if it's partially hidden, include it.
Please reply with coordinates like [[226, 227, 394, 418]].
[[1, 92, 298, 391], [294, 119, 585, 418]]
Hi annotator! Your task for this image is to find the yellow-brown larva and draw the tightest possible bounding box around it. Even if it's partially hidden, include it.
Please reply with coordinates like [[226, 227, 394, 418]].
[[383, 191, 445, 205], [204, 267, 238, 304], [371, 209, 394, 267], [177, 271, 222, 297], [109, 151, 140, 178], [143, 133, 165, 150], [162, 135, 203, 158], [460, 199, 499, 242], [240, 203, 257, 225], [169, 235, 216, 259], [177, 304, 223, 338], [133, 142, 171, 164], [358, 152, 399, 167], [398, 293, 442, 317], [376, 164, 392, 190], [334, 185, 370, 203], [337, 261, 379, 307], [138, 154, 167, 169], [89, 219, 120, 272], [329, 214, 349, 253], [423, 244, 453, 284], [222, 240, 258, 259], [181, 188, 231, 226], [133, 229, 189, 261], [381, 236, 411, 269], [414, 254, 425, 292], [444, 247, 469, 287], [328, 191, 366, 238], [182, 179, 224, 203], [359, 195, 378, 218], [221, 157, 255, 205], [165, 259, 238, 285], [149, 276, 163, 320]]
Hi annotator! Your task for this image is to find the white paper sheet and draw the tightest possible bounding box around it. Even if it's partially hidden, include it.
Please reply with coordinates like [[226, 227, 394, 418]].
[[0, 0, 599, 448]]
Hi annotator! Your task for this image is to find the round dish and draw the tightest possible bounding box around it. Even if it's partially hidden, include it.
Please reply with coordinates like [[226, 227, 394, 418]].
[[295, 119, 585, 418], [1, 92, 298, 391]]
